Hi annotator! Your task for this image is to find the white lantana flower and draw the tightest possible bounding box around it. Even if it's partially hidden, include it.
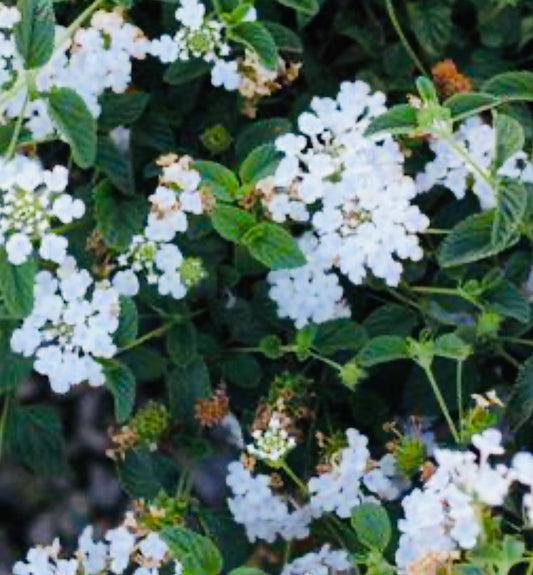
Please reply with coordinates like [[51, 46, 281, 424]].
[[10, 257, 120, 393], [263, 80, 429, 326], [0, 155, 83, 265], [247, 413, 296, 463]]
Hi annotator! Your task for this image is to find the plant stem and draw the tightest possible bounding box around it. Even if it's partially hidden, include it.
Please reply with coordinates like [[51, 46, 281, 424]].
[[434, 129, 494, 190], [384, 0, 428, 76], [499, 347, 520, 369], [410, 285, 483, 310], [501, 336, 533, 348], [5, 95, 27, 159], [308, 351, 343, 371], [456, 361, 464, 439], [118, 323, 173, 354], [280, 462, 307, 496], [422, 228, 451, 235], [0, 393, 12, 461], [423, 365, 460, 443]]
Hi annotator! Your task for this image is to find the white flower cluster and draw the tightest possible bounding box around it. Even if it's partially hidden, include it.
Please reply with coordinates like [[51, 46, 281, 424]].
[[12, 521, 183, 575], [0, 155, 83, 265], [280, 545, 352, 575], [5, 9, 150, 139], [150, 0, 255, 92], [416, 117, 533, 209], [396, 429, 521, 573], [10, 258, 120, 393], [268, 234, 350, 329], [112, 155, 204, 300], [363, 453, 411, 501], [226, 460, 312, 542], [264, 80, 429, 326], [0, 5, 21, 89], [511, 451, 533, 524], [246, 413, 296, 463], [308, 428, 370, 518]]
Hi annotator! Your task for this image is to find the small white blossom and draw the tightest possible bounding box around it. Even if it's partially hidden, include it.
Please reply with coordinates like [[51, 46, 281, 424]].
[[247, 413, 296, 463]]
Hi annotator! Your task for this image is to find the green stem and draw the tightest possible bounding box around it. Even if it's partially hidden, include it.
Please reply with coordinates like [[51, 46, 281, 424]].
[[384, 0, 428, 76], [280, 461, 307, 496], [456, 361, 464, 439], [423, 365, 460, 443], [0, 394, 12, 461], [501, 336, 533, 348], [283, 541, 292, 566], [6, 95, 28, 159], [410, 285, 483, 310], [308, 351, 343, 371], [499, 347, 520, 369], [118, 323, 173, 354], [434, 129, 494, 189], [422, 228, 451, 235], [387, 287, 421, 311]]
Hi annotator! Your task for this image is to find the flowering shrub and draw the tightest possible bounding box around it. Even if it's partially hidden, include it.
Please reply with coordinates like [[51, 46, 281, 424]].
[[3, 0, 533, 573]]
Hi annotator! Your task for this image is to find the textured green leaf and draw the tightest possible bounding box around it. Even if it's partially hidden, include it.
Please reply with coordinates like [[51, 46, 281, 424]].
[[507, 355, 533, 430], [239, 143, 282, 184], [0, 251, 34, 319], [94, 181, 147, 251], [263, 21, 304, 53], [193, 161, 239, 201], [236, 118, 292, 162], [364, 104, 417, 137], [273, 0, 318, 15], [241, 222, 306, 269], [162, 526, 223, 575], [166, 322, 198, 366], [96, 134, 135, 196], [115, 297, 138, 348], [230, 22, 279, 70], [435, 333, 472, 361], [211, 205, 256, 242], [164, 59, 211, 85], [358, 335, 409, 367], [483, 280, 531, 323], [406, 0, 452, 57], [6, 405, 67, 475], [444, 92, 500, 119], [439, 211, 517, 267], [47, 88, 97, 168], [15, 0, 55, 69], [364, 304, 419, 337], [313, 319, 367, 355], [221, 354, 261, 388], [351, 503, 391, 551], [98, 92, 150, 131], [494, 114, 525, 168], [492, 179, 527, 247], [116, 447, 165, 499], [104, 360, 136, 423], [482, 71, 533, 101], [167, 359, 211, 427]]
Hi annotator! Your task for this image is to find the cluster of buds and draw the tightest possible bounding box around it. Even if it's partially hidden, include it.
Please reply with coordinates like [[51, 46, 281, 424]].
[[194, 385, 230, 428], [247, 412, 296, 464], [431, 59, 473, 99]]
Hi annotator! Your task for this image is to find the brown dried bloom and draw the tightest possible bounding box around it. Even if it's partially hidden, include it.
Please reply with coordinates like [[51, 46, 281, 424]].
[[106, 426, 137, 460], [432, 60, 473, 99], [406, 550, 460, 575], [194, 385, 230, 428]]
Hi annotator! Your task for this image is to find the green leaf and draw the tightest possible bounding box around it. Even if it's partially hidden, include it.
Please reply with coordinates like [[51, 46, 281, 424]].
[[364, 104, 417, 137], [116, 447, 166, 499], [229, 569, 269, 575], [483, 280, 531, 323], [230, 22, 279, 70], [47, 87, 97, 168], [507, 355, 533, 430], [94, 181, 147, 251], [15, 0, 55, 69], [313, 319, 367, 355], [351, 502, 391, 551], [98, 92, 150, 131], [482, 71, 533, 101], [239, 143, 282, 184], [435, 333, 472, 361], [263, 21, 303, 53], [406, 0, 452, 57], [273, 0, 318, 15], [241, 222, 306, 270], [0, 335, 33, 393], [364, 303, 419, 337], [211, 205, 256, 243], [0, 251, 35, 319], [494, 114, 525, 168], [122, 346, 168, 383], [444, 92, 500, 119], [164, 59, 211, 85], [104, 360, 136, 423], [236, 118, 292, 162], [358, 335, 409, 367], [492, 179, 527, 247], [166, 322, 198, 366], [6, 405, 67, 475], [167, 359, 211, 427], [115, 297, 138, 348], [439, 211, 517, 267], [193, 161, 239, 201], [96, 134, 135, 196], [221, 354, 261, 388], [162, 526, 223, 575]]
